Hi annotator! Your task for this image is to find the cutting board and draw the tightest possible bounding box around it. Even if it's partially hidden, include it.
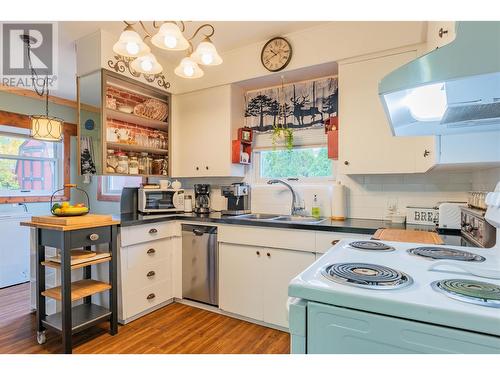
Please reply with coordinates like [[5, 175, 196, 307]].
[[32, 214, 113, 227], [373, 228, 444, 245]]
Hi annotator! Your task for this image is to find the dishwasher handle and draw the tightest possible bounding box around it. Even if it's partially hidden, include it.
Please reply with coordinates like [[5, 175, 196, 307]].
[[192, 228, 205, 236]]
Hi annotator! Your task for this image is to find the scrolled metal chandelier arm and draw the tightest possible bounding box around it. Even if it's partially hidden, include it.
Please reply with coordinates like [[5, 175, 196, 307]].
[[188, 23, 215, 41]]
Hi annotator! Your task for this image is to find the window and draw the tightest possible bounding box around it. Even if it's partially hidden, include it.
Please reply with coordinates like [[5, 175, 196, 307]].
[[0, 126, 63, 198], [257, 146, 333, 180], [98, 176, 142, 202]]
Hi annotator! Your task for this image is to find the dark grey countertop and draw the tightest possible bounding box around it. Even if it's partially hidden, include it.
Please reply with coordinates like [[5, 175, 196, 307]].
[[117, 212, 467, 246]]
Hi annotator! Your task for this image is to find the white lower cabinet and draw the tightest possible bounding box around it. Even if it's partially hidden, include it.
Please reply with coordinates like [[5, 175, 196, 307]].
[[119, 235, 175, 323], [219, 242, 315, 328]]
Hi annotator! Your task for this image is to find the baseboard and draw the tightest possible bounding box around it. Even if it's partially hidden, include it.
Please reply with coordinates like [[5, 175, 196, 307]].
[[175, 298, 289, 333], [119, 298, 175, 324]]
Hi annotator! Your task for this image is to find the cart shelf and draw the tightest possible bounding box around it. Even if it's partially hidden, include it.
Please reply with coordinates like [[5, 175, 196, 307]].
[[43, 303, 112, 334], [41, 256, 111, 270], [42, 279, 111, 301]]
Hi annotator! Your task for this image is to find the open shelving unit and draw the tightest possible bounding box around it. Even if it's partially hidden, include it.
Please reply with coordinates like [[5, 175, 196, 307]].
[[78, 69, 171, 177]]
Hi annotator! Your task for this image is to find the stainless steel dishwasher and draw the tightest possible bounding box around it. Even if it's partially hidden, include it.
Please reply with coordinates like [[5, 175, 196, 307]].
[[182, 224, 218, 306]]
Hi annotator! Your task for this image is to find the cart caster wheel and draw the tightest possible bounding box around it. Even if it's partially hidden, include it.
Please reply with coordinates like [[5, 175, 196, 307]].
[[37, 331, 46, 344]]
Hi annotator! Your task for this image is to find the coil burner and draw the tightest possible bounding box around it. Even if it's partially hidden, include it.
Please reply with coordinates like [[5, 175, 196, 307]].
[[349, 241, 395, 252], [431, 279, 500, 308], [408, 247, 485, 262], [321, 262, 413, 290]]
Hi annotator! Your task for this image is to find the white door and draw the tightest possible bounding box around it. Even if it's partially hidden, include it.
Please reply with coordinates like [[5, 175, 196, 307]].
[[338, 50, 436, 174], [0, 215, 31, 288], [262, 248, 315, 328], [219, 243, 264, 321]]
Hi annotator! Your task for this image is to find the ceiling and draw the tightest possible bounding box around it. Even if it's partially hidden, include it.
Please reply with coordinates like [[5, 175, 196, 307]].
[[52, 21, 326, 100]]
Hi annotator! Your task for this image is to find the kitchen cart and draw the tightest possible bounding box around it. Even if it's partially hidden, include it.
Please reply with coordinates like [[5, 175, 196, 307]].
[[21, 218, 120, 354]]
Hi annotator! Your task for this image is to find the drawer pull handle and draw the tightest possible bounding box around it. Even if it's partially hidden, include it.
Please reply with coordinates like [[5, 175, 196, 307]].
[[147, 271, 156, 278], [331, 240, 340, 245], [89, 233, 99, 241], [147, 293, 156, 300], [147, 248, 156, 255], [149, 228, 158, 234], [256, 251, 260, 256], [267, 252, 271, 258]]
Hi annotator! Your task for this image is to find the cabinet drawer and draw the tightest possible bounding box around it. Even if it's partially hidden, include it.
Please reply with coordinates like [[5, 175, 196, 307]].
[[219, 225, 316, 252], [124, 280, 172, 319], [122, 258, 171, 292], [315, 231, 371, 253], [70, 226, 112, 248], [121, 222, 178, 247], [124, 239, 170, 270]]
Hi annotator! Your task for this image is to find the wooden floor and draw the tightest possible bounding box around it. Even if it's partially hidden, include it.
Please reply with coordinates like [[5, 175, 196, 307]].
[[0, 283, 290, 354]]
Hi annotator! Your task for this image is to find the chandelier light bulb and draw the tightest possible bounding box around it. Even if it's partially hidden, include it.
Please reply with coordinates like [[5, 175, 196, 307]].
[[140, 59, 153, 72], [125, 41, 140, 55], [201, 53, 214, 65], [164, 35, 178, 49], [183, 65, 195, 77]]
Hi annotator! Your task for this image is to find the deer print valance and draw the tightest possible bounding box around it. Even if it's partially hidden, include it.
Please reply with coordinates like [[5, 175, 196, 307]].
[[244, 76, 338, 132]]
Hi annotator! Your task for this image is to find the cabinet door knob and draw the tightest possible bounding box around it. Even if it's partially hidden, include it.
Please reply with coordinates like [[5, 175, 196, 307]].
[[205, 166, 209, 170], [88, 233, 99, 241], [146, 293, 156, 300], [331, 239, 340, 245], [423, 149, 431, 157], [256, 251, 260, 256], [196, 166, 199, 171], [149, 228, 158, 234], [147, 248, 156, 255], [344, 161, 349, 166], [438, 27, 448, 38], [266, 252, 271, 258], [147, 271, 156, 278]]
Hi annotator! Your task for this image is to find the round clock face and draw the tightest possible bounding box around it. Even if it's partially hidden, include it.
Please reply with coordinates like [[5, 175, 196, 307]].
[[261, 37, 292, 72]]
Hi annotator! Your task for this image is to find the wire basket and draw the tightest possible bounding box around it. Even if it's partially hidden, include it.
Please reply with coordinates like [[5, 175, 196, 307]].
[[50, 184, 90, 216]]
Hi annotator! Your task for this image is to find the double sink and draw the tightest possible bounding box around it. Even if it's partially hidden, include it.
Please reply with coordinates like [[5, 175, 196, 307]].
[[233, 213, 327, 224]]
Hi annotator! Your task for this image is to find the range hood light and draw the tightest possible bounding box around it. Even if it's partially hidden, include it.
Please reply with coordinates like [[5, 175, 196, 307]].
[[403, 83, 447, 121]]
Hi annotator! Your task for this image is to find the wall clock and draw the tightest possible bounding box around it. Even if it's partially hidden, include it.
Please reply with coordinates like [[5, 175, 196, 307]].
[[261, 37, 292, 72]]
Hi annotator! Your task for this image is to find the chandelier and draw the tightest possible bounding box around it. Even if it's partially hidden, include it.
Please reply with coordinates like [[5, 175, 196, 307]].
[[112, 21, 223, 79]]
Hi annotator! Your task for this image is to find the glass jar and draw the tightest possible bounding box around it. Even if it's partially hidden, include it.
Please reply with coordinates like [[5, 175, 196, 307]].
[[106, 149, 118, 173], [116, 152, 128, 174], [128, 156, 139, 175], [152, 157, 163, 175], [138, 152, 148, 175]]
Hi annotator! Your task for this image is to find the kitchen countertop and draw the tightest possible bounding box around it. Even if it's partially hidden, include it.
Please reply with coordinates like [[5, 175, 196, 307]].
[[117, 212, 467, 245]]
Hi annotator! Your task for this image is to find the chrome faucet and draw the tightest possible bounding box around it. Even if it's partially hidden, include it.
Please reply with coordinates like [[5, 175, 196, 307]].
[[267, 179, 306, 216]]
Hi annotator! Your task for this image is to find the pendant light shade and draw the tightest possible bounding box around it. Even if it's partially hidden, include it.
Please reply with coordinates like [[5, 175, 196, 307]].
[[174, 57, 204, 79], [130, 53, 163, 74], [151, 23, 189, 51], [191, 38, 223, 66], [30, 115, 63, 142], [113, 28, 150, 58]]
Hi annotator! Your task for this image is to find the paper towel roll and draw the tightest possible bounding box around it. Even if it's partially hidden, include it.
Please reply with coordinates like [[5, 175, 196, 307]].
[[331, 181, 346, 221]]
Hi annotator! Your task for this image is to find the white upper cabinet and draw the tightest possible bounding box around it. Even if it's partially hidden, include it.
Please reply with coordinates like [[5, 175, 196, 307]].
[[171, 84, 245, 178], [425, 21, 457, 52], [338, 48, 437, 174]]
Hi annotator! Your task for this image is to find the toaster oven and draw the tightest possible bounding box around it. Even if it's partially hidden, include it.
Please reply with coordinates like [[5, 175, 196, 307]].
[[138, 188, 185, 214]]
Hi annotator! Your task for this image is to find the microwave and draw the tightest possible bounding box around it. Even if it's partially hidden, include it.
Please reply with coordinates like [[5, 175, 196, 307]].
[[138, 188, 185, 213]]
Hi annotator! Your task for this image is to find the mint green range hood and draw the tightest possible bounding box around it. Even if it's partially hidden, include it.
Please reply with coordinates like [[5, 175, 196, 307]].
[[379, 21, 500, 136]]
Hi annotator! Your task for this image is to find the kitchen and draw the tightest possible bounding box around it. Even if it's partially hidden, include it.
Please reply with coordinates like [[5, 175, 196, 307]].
[[0, 1, 499, 371]]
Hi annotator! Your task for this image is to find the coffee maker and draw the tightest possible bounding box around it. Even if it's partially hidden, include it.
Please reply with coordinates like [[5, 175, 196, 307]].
[[221, 183, 251, 215], [194, 184, 211, 214]]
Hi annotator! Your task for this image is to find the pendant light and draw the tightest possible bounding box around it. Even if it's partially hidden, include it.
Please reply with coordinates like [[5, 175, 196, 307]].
[[191, 37, 223, 66], [151, 22, 189, 51], [130, 53, 163, 74], [113, 25, 150, 58], [30, 77, 63, 142], [174, 56, 204, 79]]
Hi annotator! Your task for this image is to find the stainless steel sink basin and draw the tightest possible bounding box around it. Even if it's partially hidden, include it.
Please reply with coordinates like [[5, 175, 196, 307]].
[[233, 213, 282, 220], [272, 216, 328, 224], [233, 213, 327, 224]]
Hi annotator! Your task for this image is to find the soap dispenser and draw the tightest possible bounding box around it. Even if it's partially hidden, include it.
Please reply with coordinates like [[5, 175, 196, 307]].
[[312, 194, 321, 218]]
